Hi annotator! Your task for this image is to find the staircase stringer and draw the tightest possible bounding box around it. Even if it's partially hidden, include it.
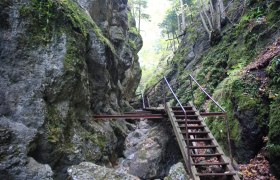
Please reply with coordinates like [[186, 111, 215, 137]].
[[166, 103, 199, 180], [189, 101, 240, 180]]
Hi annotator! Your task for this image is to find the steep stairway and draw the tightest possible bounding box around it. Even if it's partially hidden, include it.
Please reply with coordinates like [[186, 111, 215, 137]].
[[93, 75, 240, 180], [166, 103, 239, 180]]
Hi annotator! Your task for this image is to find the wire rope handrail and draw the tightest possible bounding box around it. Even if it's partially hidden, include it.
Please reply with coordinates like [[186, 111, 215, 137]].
[[188, 74, 233, 165], [163, 76, 192, 171]]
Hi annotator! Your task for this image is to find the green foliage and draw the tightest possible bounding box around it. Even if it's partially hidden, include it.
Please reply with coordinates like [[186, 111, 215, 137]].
[[19, 0, 115, 52], [20, 0, 57, 42], [46, 106, 64, 144], [159, 8, 178, 34], [267, 56, 280, 84], [130, 0, 150, 30], [268, 99, 280, 144], [205, 75, 241, 147], [267, 97, 280, 176]]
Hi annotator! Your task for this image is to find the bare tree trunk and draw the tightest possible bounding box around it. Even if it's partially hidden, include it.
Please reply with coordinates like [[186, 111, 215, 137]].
[[203, 0, 214, 29], [215, 0, 221, 31], [199, 11, 211, 36], [200, 0, 213, 30], [177, 14, 181, 33], [138, 3, 141, 31], [219, 0, 226, 19], [209, 0, 215, 25], [179, 0, 186, 29], [175, 32, 180, 44], [185, 3, 193, 23], [167, 33, 171, 50], [172, 32, 176, 52], [197, 0, 212, 35]]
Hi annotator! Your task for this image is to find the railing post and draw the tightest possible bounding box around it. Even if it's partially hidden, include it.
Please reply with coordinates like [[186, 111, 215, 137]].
[[142, 92, 146, 109], [163, 85, 167, 109], [184, 111, 191, 173], [225, 113, 233, 165], [147, 97, 150, 108], [189, 75, 194, 104]]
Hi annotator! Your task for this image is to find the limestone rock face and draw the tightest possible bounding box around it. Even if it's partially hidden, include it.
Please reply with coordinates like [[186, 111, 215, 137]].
[[67, 162, 140, 180], [0, 0, 142, 179], [116, 120, 182, 179]]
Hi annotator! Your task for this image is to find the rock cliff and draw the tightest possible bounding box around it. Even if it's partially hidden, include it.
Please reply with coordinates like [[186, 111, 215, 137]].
[[0, 0, 142, 179], [146, 0, 280, 177]]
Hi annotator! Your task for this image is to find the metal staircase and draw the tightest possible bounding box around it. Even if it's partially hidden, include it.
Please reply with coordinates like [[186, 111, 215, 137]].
[[166, 102, 239, 180], [93, 75, 240, 180]]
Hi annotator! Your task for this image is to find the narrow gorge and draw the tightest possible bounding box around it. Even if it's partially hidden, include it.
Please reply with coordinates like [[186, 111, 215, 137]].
[[0, 0, 280, 180]]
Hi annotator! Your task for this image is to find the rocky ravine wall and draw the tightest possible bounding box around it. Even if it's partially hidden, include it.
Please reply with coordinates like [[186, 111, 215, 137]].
[[161, 0, 280, 177], [0, 0, 142, 179]]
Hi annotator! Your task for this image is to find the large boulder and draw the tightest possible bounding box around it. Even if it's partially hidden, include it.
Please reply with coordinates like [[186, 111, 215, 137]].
[[67, 162, 139, 180], [116, 120, 182, 179], [164, 162, 189, 180]]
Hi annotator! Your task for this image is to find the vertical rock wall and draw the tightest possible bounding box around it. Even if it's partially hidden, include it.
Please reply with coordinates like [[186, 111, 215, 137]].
[[0, 0, 142, 179]]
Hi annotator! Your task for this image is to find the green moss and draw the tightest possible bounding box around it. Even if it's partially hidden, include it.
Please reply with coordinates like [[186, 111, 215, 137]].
[[19, 0, 115, 53], [205, 73, 269, 154], [63, 34, 86, 72], [206, 75, 241, 147], [268, 99, 280, 144], [128, 39, 137, 51], [46, 105, 64, 143], [268, 98, 280, 177]]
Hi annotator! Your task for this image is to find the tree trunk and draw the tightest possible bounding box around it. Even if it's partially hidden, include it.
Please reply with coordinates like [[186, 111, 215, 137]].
[[197, 0, 212, 35], [138, 3, 141, 31], [202, 0, 213, 30], [199, 11, 211, 36], [219, 0, 226, 20], [179, 0, 186, 29], [172, 32, 176, 52], [186, 3, 193, 23], [177, 14, 181, 33]]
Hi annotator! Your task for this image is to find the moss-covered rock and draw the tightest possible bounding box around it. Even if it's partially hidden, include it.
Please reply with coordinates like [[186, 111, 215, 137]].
[[0, 0, 142, 179], [161, 0, 280, 171]]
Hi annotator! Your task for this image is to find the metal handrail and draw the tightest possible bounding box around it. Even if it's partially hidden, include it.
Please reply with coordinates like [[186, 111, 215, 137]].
[[189, 74, 225, 112], [188, 74, 233, 165], [163, 77, 191, 172], [143, 74, 234, 167]]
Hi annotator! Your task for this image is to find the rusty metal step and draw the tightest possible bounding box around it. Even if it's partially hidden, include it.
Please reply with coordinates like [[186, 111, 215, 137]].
[[189, 145, 218, 149], [176, 120, 202, 124], [181, 131, 210, 135], [93, 114, 165, 119], [196, 172, 236, 176], [191, 153, 223, 157], [179, 125, 206, 129], [192, 162, 229, 166], [172, 110, 196, 115], [187, 138, 214, 142], [175, 115, 198, 119], [172, 106, 193, 110], [124, 111, 153, 114]]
